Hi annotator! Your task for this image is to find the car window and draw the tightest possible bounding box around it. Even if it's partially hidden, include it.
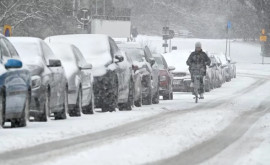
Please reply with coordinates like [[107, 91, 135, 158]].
[[0, 38, 11, 60], [41, 41, 56, 60], [3, 38, 19, 58], [109, 37, 119, 57], [73, 46, 87, 67], [161, 56, 168, 69]]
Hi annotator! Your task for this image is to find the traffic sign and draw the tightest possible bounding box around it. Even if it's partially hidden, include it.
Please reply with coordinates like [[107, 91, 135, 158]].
[[162, 43, 168, 47], [227, 21, 231, 29], [260, 35, 267, 42], [262, 29, 266, 35], [3, 25, 12, 37]]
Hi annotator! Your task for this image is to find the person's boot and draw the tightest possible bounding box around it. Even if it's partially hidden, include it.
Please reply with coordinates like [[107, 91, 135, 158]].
[[200, 93, 204, 99]]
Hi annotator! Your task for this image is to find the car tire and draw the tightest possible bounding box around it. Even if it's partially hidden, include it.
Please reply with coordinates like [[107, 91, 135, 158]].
[[152, 86, 159, 104], [69, 88, 82, 117], [82, 91, 95, 115], [36, 89, 50, 122], [163, 93, 171, 100], [0, 90, 5, 128], [119, 79, 133, 111], [134, 91, 142, 107], [170, 92, 174, 100], [11, 92, 30, 128], [142, 76, 152, 105], [102, 75, 118, 112], [55, 87, 68, 120]]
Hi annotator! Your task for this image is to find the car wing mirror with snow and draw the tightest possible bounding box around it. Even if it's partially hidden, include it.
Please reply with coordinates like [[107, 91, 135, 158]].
[[79, 63, 92, 70], [47, 59, 62, 67], [168, 66, 176, 71], [115, 54, 124, 63]]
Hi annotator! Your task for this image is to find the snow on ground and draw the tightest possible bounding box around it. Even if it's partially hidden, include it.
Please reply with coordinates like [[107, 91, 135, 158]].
[[40, 79, 270, 165]]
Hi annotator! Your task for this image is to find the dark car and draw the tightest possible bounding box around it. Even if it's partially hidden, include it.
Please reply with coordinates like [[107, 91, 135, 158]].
[[117, 43, 160, 105], [46, 34, 133, 112], [47, 43, 94, 116], [153, 54, 175, 100], [9, 37, 68, 122], [0, 35, 31, 128]]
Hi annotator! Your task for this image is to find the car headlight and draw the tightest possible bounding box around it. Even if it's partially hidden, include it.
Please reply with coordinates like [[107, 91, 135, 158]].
[[31, 76, 41, 89], [160, 76, 167, 82]]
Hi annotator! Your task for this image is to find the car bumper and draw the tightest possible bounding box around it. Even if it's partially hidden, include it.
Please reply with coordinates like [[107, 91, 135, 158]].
[[173, 79, 191, 92]]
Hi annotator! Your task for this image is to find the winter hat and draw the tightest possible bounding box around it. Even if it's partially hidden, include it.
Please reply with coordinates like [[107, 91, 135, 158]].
[[195, 42, 202, 48]]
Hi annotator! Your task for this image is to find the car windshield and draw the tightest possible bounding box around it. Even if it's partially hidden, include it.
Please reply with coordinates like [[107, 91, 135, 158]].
[[9, 39, 43, 64], [47, 35, 112, 68], [48, 44, 76, 64], [122, 48, 144, 62], [154, 56, 166, 69]]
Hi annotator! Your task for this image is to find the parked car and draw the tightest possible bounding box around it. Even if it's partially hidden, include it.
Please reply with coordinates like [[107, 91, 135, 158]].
[[0, 35, 31, 128], [9, 37, 68, 121], [46, 34, 133, 112], [227, 56, 237, 79], [122, 49, 144, 107], [209, 54, 223, 88], [163, 50, 192, 92], [153, 53, 175, 100], [47, 43, 95, 116], [216, 53, 232, 82], [117, 42, 160, 105]]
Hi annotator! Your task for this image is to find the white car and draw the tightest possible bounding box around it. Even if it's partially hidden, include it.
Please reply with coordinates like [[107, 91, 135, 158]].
[[162, 50, 192, 92]]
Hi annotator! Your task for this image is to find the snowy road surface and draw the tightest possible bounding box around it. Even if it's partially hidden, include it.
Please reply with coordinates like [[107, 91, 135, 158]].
[[0, 37, 270, 165]]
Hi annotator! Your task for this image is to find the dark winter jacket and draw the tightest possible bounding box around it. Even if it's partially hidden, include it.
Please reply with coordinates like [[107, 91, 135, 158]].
[[186, 50, 211, 76]]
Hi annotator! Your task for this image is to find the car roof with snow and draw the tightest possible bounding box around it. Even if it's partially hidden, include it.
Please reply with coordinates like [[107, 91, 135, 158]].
[[45, 34, 112, 68], [116, 42, 143, 49]]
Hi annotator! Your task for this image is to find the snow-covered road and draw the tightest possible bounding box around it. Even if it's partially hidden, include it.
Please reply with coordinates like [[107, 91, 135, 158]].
[[0, 37, 270, 165]]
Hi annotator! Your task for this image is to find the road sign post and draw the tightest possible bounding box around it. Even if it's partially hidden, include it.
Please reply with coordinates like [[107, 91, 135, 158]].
[[162, 27, 174, 53], [260, 29, 268, 64]]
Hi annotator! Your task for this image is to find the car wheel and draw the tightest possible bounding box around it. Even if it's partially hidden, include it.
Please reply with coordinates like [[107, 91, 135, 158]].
[[83, 91, 95, 115], [119, 79, 133, 111], [70, 88, 82, 117], [163, 93, 170, 100], [0, 90, 5, 128], [142, 76, 152, 105], [134, 91, 142, 107], [170, 92, 174, 100], [55, 87, 68, 120], [11, 92, 30, 128], [102, 75, 118, 112], [36, 89, 50, 122]]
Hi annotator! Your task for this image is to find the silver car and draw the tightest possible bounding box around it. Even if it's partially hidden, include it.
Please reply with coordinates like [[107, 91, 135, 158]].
[[48, 43, 94, 116], [9, 37, 68, 122]]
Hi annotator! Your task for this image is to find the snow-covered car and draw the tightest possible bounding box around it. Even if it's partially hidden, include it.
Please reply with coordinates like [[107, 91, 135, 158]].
[[0, 35, 31, 128], [47, 43, 94, 116], [124, 51, 143, 107], [227, 56, 237, 79], [45, 34, 133, 112], [216, 53, 232, 82], [153, 53, 175, 100], [9, 37, 68, 122], [117, 42, 160, 105], [163, 50, 192, 92], [209, 54, 223, 88]]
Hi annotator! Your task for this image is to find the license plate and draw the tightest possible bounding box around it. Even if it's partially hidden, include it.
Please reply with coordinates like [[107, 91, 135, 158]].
[[173, 80, 182, 85]]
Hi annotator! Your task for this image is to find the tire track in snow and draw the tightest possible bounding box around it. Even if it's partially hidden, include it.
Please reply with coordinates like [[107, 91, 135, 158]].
[[0, 77, 267, 165], [150, 100, 270, 165]]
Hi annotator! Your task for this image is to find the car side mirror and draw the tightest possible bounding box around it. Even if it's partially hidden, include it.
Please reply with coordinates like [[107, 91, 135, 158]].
[[79, 63, 92, 70], [115, 55, 124, 63], [149, 58, 155, 66], [5, 59, 23, 69], [168, 66, 175, 71], [47, 59, 62, 67]]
